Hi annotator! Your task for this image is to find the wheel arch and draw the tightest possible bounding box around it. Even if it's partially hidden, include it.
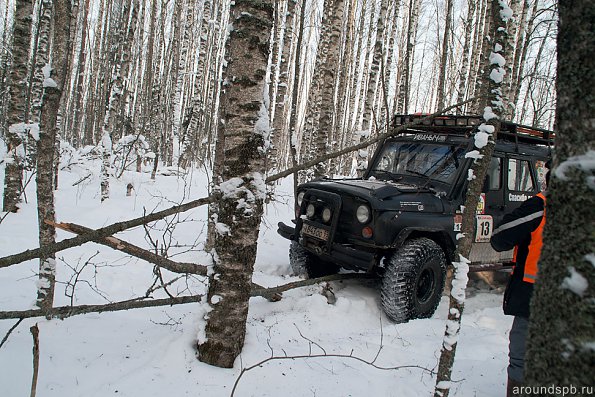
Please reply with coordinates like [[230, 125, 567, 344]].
[[393, 228, 456, 263]]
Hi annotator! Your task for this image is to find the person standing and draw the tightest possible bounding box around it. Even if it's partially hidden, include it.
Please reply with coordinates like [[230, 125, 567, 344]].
[[490, 171, 548, 396]]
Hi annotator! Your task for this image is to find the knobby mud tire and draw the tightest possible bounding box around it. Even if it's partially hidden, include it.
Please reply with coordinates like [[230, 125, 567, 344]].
[[380, 238, 447, 323]]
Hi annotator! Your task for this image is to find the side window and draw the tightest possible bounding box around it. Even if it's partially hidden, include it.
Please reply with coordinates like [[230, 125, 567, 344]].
[[487, 157, 501, 190], [507, 158, 534, 191]]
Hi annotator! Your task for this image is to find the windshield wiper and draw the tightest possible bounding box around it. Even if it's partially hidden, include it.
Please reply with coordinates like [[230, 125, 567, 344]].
[[405, 169, 429, 178], [370, 169, 403, 181]]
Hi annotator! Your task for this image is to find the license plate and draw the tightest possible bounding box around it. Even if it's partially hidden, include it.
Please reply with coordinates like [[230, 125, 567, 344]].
[[302, 224, 329, 241]]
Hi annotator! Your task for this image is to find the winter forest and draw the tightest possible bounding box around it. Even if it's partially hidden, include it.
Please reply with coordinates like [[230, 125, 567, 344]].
[[0, 0, 593, 396]]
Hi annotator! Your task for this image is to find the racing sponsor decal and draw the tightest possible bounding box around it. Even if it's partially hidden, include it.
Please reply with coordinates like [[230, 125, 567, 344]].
[[453, 214, 463, 232], [413, 133, 447, 142], [400, 201, 422, 208], [476, 193, 486, 214], [509, 192, 529, 202]]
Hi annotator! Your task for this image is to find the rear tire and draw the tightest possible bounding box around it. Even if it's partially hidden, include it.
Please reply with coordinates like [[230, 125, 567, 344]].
[[289, 241, 339, 278], [380, 238, 446, 323]]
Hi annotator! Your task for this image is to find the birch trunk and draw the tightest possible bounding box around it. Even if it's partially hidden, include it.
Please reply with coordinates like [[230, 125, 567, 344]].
[[36, 0, 71, 315], [455, 0, 476, 112], [3, 0, 34, 213], [304, 0, 345, 180], [198, 0, 273, 369], [525, 1, 594, 386], [435, 0, 454, 111], [434, 1, 510, 395]]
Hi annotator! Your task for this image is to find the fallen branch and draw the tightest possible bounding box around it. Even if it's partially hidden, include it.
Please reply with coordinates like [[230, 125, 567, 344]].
[[48, 221, 207, 276], [0, 273, 377, 320], [0, 318, 23, 349], [250, 273, 378, 297], [0, 295, 205, 320], [30, 324, 40, 397], [0, 195, 214, 269], [265, 97, 479, 184]]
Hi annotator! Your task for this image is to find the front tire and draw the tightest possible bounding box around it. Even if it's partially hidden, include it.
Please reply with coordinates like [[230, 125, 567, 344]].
[[289, 241, 339, 278], [380, 238, 446, 323]]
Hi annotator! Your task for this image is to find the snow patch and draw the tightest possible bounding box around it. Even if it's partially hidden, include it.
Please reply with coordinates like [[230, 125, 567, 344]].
[[42, 63, 58, 88], [210, 295, 223, 304], [443, 319, 461, 350], [483, 107, 498, 121], [465, 150, 484, 160], [561, 267, 588, 297], [499, 0, 514, 22], [490, 67, 506, 84], [436, 381, 452, 390], [554, 150, 595, 188], [451, 254, 470, 305], [489, 52, 506, 67], [467, 169, 475, 181], [474, 131, 490, 149], [215, 222, 231, 236], [218, 177, 244, 197], [8, 122, 40, 141]]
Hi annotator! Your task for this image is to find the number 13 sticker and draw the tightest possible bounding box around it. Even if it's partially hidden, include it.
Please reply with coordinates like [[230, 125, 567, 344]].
[[475, 215, 493, 242]]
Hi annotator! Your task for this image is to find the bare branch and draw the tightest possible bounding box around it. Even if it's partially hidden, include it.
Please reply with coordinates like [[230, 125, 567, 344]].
[[49, 221, 207, 275], [0, 273, 377, 320], [265, 97, 479, 184], [30, 324, 40, 397], [0, 295, 204, 320], [0, 318, 23, 349], [250, 273, 378, 297], [0, 195, 214, 269]]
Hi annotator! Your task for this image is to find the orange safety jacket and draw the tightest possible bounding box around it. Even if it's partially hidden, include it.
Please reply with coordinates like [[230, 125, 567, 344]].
[[491, 192, 547, 317], [511, 192, 546, 283], [523, 192, 546, 282]]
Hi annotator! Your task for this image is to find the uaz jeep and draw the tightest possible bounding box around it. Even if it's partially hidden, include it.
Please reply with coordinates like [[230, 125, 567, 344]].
[[278, 114, 553, 322]]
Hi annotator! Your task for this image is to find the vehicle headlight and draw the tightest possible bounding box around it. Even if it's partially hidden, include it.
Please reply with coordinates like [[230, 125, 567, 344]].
[[306, 203, 316, 219], [322, 207, 332, 223], [297, 191, 305, 206], [356, 204, 371, 223]]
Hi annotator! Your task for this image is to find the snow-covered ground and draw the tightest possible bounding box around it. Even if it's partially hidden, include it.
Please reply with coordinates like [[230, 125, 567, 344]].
[[0, 156, 512, 397]]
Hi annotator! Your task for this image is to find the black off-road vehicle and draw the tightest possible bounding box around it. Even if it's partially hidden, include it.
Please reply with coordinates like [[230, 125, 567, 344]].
[[278, 114, 553, 322]]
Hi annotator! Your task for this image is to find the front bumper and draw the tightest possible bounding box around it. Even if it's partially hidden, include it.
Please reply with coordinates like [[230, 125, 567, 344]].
[[277, 222, 377, 271]]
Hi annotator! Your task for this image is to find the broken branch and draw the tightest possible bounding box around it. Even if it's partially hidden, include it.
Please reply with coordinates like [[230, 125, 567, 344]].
[[49, 221, 207, 275], [0, 195, 214, 269], [265, 97, 479, 184]]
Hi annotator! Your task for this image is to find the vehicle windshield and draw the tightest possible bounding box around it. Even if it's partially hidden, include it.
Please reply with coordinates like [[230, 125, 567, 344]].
[[369, 140, 467, 184]]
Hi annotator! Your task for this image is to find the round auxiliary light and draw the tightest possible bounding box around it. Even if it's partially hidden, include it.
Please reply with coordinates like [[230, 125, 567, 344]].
[[297, 191, 305, 206], [306, 203, 316, 219], [362, 226, 374, 239], [356, 204, 371, 224], [322, 207, 332, 223]]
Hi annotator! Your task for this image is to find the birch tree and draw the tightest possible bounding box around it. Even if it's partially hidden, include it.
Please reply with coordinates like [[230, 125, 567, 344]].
[[525, 0, 594, 389], [3, 0, 34, 213], [434, 1, 511, 395], [36, 0, 71, 314], [197, 0, 273, 369], [435, 0, 454, 111], [303, 0, 346, 180]]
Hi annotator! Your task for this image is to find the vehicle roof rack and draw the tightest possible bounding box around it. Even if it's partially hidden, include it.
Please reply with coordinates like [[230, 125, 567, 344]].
[[391, 114, 555, 146]]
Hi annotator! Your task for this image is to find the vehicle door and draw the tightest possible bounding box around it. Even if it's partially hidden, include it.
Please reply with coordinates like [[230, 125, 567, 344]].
[[504, 155, 539, 210]]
